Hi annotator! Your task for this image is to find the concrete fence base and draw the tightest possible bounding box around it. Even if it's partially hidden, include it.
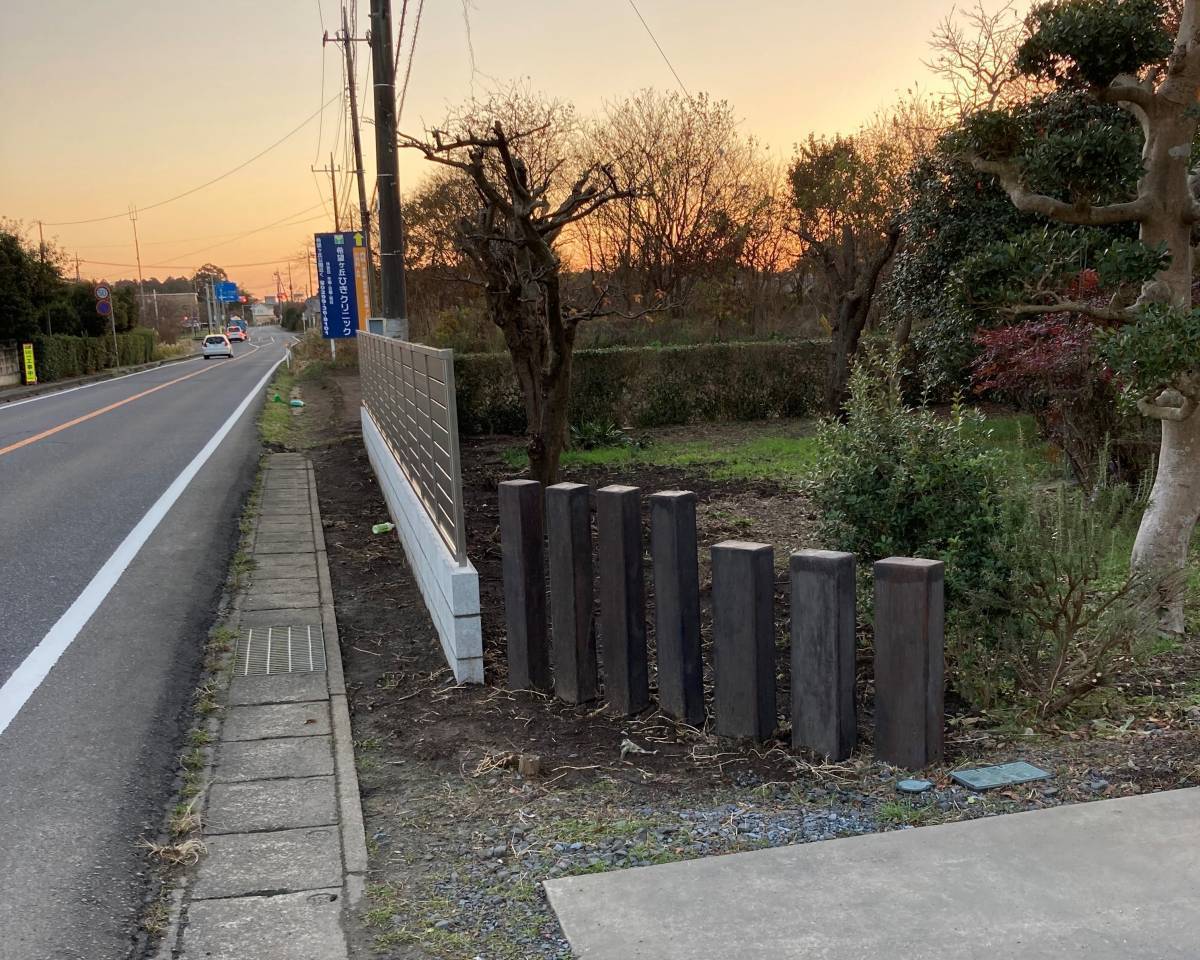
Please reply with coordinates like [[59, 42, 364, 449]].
[[362, 406, 483, 683]]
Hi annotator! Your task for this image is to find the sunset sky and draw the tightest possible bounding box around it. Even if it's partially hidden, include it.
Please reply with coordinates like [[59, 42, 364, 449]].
[[0, 0, 1026, 299]]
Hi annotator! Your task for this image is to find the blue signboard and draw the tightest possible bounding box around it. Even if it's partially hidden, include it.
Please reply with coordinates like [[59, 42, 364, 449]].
[[214, 281, 239, 303], [314, 231, 368, 339]]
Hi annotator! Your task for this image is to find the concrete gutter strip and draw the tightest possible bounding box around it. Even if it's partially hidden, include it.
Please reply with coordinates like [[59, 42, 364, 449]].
[[545, 786, 1200, 960], [154, 453, 368, 960]]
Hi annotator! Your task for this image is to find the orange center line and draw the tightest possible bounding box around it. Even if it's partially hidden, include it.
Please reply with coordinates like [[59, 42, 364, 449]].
[[0, 343, 263, 459]]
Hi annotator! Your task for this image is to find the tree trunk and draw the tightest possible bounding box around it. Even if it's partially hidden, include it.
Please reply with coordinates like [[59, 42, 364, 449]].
[[1132, 412, 1200, 632], [1130, 193, 1197, 628], [825, 312, 856, 414], [526, 357, 573, 487]]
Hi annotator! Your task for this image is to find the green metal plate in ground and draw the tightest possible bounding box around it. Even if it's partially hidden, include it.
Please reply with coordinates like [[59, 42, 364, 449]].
[[950, 761, 1051, 792]]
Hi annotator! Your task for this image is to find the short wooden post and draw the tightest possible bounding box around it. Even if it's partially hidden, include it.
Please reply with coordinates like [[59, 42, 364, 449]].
[[547, 482, 598, 704], [649, 490, 704, 726], [499, 480, 550, 692], [711, 540, 776, 739], [873, 557, 945, 769], [596, 485, 649, 715], [790, 550, 857, 760]]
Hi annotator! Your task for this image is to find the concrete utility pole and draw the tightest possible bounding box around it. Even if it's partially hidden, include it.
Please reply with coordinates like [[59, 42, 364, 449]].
[[369, 0, 408, 333], [129, 206, 146, 319], [326, 5, 378, 314], [313, 154, 342, 230]]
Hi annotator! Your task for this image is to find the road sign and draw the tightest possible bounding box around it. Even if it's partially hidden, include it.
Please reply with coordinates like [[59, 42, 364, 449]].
[[96, 299, 113, 317], [314, 231, 368, 339], [214, 281, 239, 303], [94, 284, 110, 301], [20, 342, 36, 385]]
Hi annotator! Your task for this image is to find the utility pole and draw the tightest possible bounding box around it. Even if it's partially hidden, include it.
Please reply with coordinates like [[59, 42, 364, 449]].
[[129, 206, 146, 320], [287, 261, 295, 302], [73, 253, 81, 283], [313, 154, 342, 230], [369, 0, 408, 332]]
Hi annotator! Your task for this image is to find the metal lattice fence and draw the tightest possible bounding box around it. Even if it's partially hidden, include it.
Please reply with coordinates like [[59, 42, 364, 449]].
[[360, 332, 467, 562]]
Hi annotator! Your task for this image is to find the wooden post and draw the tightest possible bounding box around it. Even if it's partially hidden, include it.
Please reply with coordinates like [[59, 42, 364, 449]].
[[711, 540, 776, 739], [649, 490, 704, 725], [790, 550, 857, 761], [499, 480, 550, 691], [874, 557, 945, 769], [547, 483, 598, 703], [597, 485, 650, 715]]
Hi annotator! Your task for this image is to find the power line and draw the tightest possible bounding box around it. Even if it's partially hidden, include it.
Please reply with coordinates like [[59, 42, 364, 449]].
[[315, 0, 329, 163], [43, 96, 341, 226], [391, 0, 410, 84], [626, 0, 690, 98], [171, 204, 327, 261], [80, 243, 328, 272], [397, 0, 425, 123]]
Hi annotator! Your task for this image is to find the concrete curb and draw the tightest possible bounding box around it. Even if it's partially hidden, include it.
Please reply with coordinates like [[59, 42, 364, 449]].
[[308, 460, 370, 894]]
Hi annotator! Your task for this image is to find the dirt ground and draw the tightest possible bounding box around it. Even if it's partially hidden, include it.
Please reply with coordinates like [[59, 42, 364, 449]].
[[298, 369, 1200, 960]]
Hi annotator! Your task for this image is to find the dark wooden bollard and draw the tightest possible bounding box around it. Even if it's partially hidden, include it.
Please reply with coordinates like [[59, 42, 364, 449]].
[[649, 490, 704, 726], [873, 557, 945, 769], [597, 485, 649, 715], [791, 550, 857, 761], [499, 480, 550, 692], [711, 540, 776, 739], [547, 482, 598, 704]]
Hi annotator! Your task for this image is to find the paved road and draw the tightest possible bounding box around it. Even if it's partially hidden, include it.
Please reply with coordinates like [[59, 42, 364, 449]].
[[0, 330, 288, 960]]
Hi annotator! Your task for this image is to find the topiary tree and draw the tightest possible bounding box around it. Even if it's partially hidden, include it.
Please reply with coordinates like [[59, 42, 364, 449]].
[[960, 0, 1200, 631]]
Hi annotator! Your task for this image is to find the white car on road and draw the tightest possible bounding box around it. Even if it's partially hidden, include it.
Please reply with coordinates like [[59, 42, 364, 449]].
[[202, 334, 233, 359]]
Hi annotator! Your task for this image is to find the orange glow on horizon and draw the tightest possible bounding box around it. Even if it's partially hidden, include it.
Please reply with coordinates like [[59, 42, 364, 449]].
[[0, 0, 1030, 300]]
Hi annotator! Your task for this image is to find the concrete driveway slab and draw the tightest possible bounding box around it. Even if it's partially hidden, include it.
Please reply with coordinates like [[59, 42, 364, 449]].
[[546, 787, 1200, 960]]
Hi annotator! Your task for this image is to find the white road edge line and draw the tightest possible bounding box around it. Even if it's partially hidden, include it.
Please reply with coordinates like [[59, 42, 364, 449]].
[[0, 356, 203, 412], [0, 355, 284, 737]]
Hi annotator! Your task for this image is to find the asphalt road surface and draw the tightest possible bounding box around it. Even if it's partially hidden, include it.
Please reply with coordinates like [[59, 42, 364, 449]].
[[0, 329, 288, 960]]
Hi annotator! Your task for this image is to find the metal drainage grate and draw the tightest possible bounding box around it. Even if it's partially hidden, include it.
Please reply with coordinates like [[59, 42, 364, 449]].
[[235, 625, 327, 676]]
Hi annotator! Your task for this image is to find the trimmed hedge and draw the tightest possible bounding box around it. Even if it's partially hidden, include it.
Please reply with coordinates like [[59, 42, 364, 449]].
[[454, 340, 829, 435], [32, 329, 156, 382]]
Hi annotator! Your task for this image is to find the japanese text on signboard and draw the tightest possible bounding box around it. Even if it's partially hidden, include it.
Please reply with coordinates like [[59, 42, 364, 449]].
[[314, 231, 366, 339]]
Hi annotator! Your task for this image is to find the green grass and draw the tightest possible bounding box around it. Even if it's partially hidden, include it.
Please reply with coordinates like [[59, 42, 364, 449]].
[[259, 369, 301, 448], [875, 801, 938, 827], [548, 816, 659, 844], [964, 413, 1060, 482], [504, 429, 820, 486], [504, 412, 1053, 489]]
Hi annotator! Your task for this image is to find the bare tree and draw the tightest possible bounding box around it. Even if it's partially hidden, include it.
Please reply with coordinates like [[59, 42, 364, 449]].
[[399, 116, 638, 484], [576, 91, 774, 312], [926, 1, 1050, 115]]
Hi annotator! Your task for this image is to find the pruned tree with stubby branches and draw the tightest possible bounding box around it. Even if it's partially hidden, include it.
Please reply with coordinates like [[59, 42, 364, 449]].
[[959, 0, 1200, 631], [399, 110, 642, 485]]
